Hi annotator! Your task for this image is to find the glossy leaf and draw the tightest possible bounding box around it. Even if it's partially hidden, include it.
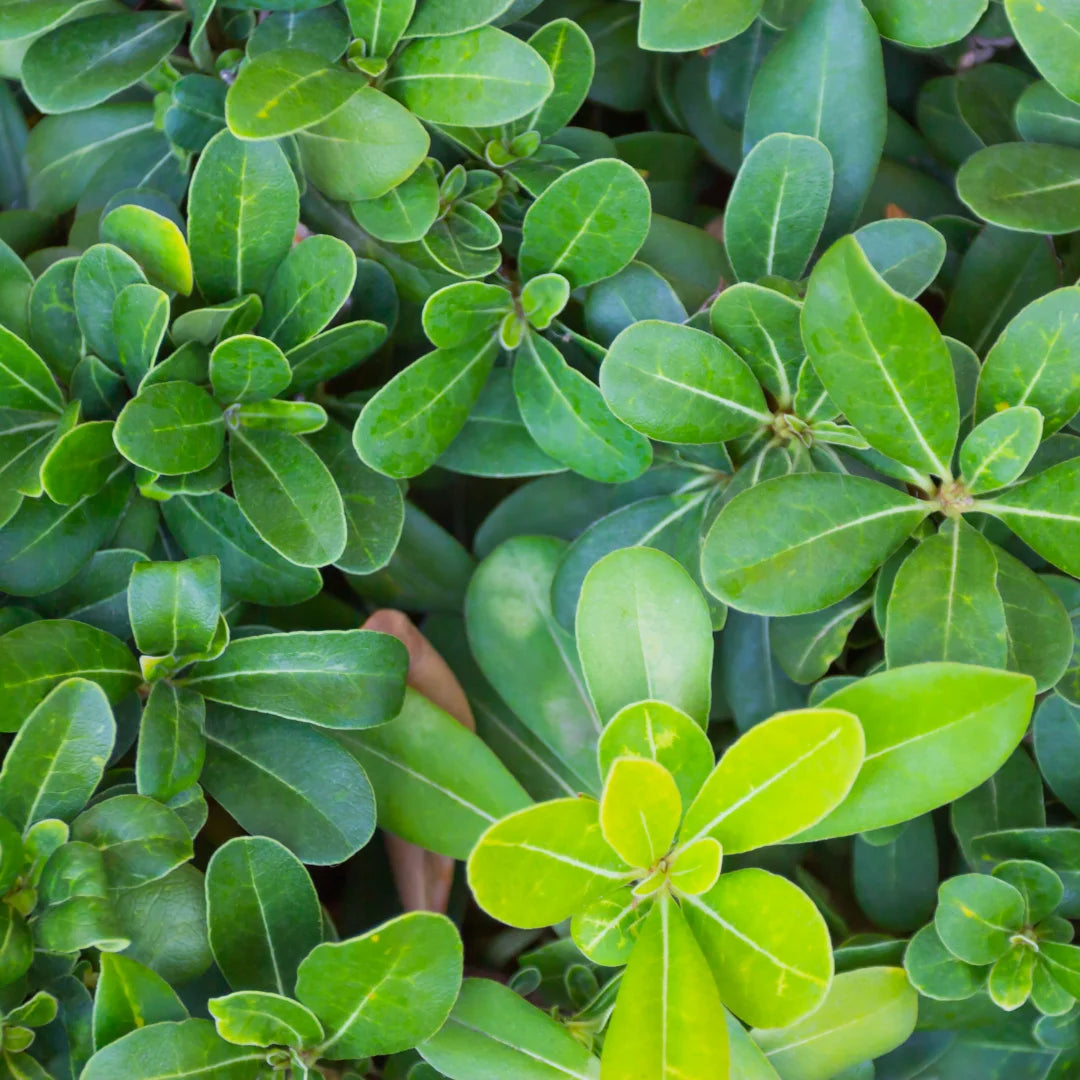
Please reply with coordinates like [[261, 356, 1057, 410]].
[[960, 407, 1043, 494]]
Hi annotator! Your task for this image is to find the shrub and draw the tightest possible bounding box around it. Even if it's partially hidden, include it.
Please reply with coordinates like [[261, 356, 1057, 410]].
[[0, 0, 1078, 1078]]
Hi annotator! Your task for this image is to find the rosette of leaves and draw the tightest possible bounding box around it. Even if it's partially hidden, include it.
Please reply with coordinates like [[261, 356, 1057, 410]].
[[77, 835, 462, 1080], [906, 859, 1080, 1016], [0, 143, 403, 597], [462, 546, 1035, 1079]]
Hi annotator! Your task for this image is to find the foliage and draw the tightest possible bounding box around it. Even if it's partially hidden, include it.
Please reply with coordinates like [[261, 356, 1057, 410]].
[[0, 0, 1077, 1078]]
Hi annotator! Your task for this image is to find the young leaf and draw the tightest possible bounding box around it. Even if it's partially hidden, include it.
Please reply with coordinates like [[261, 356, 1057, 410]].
[[514, 332, 652, 483], [183, 629, 407, 729], [345, 0, 415, 55], [601, 897, 730, 1080], [188, 131, 299, 303], [683, 868, 832, 1029], [884, 520, 1008, 669], [989, 945, 1036, 1011], [518, 159, 652, 288], [960, 407, 1043, 494], [802, 235, 958, 478], [205, 836, 322, 995], [209, 992, 323, 1049], [701, 473, 930, 617], [725, 133, 833, 283], [935, 874, 1026, 965], [528, 18, 594, 138], [797, 663, 1035, 840], [100, 205, 193, 296], [295, 912, 462, 1060], [577, 547, 713, 726], [681, 708, 863, 854], [468, 798, 631, 928], [0, 678, 114, 830], [600, 320, 769, 444], [351, 164, 440, 244], [600, 758, 681, 869]]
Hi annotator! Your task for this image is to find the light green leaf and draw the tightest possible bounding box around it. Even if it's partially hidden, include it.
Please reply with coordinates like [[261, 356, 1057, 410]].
[[577, 547, 712, 726], [600, 320, 769, 445], [974, 288, 1080, 436], [960, 407, 1043, 494], [681, 707, 863, 853], [750, 968, 917, 1080], [344, 0, 415, 56], [935, 874, 1026, 964], [209, 992, 323, 1049], [22, 11, 186, 114], [684, 869, 832, 1029], [725, 133, 832, 283], [571, 885, 643, 965], [865, 0, 988, 47], [0, 678, 114, 830], [701, 473, 930, 617], [802, 235, 957, 477], [639, 0, 761, 51], [40, 421, 119, 506], [385, 27, 553, 127], [205, 835, 322, 994], [528, 19, 594, 138], [354, 337, 499, 479], [295, 912, 462, 1060], [225, 49, 358, 140], [518, 159, 651, 289], [101, 205, 192, 296], [957, 143, 1080, 234], [467, 798, 631, 928], [351, 162, 439, 244], [419, 977, 602, 1080], [229, 427, 347, 567], [796, 663, 1035, 840], [188, 131, 299, 304], [422, 282, 511, 349], [1005, 0, 1080, 104], [336, 687, 531, 860], [988, 945, 1036, 1011], [600, 757, 680, 869], [601, 897, 729, 1080]]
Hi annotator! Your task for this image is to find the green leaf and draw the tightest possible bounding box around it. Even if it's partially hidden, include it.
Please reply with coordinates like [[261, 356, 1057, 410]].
[[188, 131, 299, 304], [725, 133, 832, 283], [980, 458, 1080, 577], [528, 18, 594, 138], [202, 704, 375, 864], [22, 12, 186, 114], [975, 288, 1080, 436], [0, 619, 138, 732], [468, 798, 631, 928], [802, 235, 958, 477], [115, 284, 169, 392], [295, 912, 462, 1059], [92, 954, 188, 1052], [101, 206, 192, 296], [1016, 79, 1080, 147], [354, 337, 499, 480], [1005, 0, 1080, 104], [257, 239, 354, 355], [1034, 695, 1080, 818], [750, 968, 917, 1080], [701, 473, 930, 617], [957, 143, 1080, 234], [853, 217, 947, 299], [684, 869, 832, 1028], [960, 408, 1043, 494], [209, 992, 323, 1049], [514, 332, 652, 484], [419, 977, 602, 1080], [935, 874, 1026, 964], [865, 0, 987, 47], [600, 320, 769, 445], [681, 707, 863, 854], [136, 683, 206, 804], [385, 27, 553, 127], [225, 49, 358, 140], [81, 1019, 265, 1080], [229, 427, 347, 567], [114, 382, 225, 476], [183, 629, 406, 729], [576, 547, 712, 726], [796, 663, 1036, 840], [1039, 942, 1080, 998], [296, 87, 430, 203], [771, 586, 873, 685], [128, 557, 220, 660], [72, 793, 193, 889], [994, 858, 1064, 924], [743, 0, 886, 241], [72, 243, 146, 371], [160, 493, 321, 607], [602, 897, 729, 1080], [884, 520, 1008, 668], [205, 836, 322, 994], [0, 678, 114, 830], [351, 163, 439, 244], [600, 757, 680, 869], [597, 701, 715, 810], [39, 421, 119, 505], [337, 687, 531, 861], [587, 262, 686, 349], [209, 335, 290, 406], [639, 0, 760, 51], [518, 159, 651, 289], [989, 944, 1036, 1011], [286, 320, 388, 392], [422, 282, 510, 349], [904, 922, 987, 1001], [345, 0, 415, 56], [0, 906, 31, 987]]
